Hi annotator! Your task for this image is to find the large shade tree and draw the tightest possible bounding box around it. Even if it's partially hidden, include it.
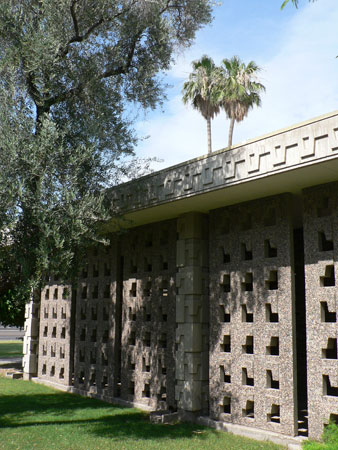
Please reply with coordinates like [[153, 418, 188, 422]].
[[182, 55, 220, 154], [0, 0, 213, 326], [219, 56, 265, 148]]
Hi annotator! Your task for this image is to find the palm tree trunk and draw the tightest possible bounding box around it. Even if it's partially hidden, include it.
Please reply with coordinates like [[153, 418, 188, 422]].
[[207, 116, 212, 154], [228, 117, 235, 148]]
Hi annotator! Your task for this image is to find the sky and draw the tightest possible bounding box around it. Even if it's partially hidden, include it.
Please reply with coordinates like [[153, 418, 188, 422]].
[[134, 0, 338, 170]]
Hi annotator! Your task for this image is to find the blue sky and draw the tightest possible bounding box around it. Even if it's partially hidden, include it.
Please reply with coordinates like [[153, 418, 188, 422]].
[[135, 0, 338, 169]]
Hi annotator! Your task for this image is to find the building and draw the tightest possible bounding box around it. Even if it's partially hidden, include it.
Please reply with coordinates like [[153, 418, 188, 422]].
[[23, 111, 338, 442]]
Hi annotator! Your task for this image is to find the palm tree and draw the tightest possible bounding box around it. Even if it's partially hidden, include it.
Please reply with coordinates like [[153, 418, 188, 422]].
[[219, 56, 265, 148], [182, 55, 220, 154]]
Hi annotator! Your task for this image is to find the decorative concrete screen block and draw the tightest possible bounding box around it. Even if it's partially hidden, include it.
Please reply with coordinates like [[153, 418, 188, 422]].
[[303, 182, 338, 440], [120, 220, 177, 410], [73, 241, 118, 396], [175, 212, 209, 415], [37, 282, 72, 386], [209, 194, 297, 436]]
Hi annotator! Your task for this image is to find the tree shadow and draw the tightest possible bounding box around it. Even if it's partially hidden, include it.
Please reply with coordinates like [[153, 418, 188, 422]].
[[0, 391, 216, 442]]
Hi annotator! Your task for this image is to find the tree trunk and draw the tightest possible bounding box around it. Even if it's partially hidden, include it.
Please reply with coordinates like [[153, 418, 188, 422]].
[[228, 117, 235, 148], [207, 116, 212, 154]]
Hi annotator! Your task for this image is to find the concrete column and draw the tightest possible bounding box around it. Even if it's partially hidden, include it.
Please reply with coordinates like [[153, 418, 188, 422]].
[[175, 212, 209, 417], [22, 294, 40, 380]]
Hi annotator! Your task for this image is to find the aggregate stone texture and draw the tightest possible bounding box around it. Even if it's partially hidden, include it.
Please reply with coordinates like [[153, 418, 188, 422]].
[[303, 182, 338, 440], [73, 240, 118, 396], [22, 299, 40, 378], [175, 212, 209, 414], [120, 219, 177, 410], [37, 283, 72, 385], [209, 194, 298, 436]]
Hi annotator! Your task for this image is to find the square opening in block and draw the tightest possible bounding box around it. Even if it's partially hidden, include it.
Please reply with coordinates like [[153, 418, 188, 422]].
[[130, 282, 137, 297], [219, 305, 230, 322], [242, 336, 254, 354], [222, 396, 231, 414], [128, 355, 135, 371], [321, 302, 337, 323], [159, 333, 167, 349], [318, 231, 334, 252], [241, 243, 252, 261], [242, 368, 254, 386], [142, 357, 150, 372], [143, 281, 152, 298], [266, 336, 279, 356], [264, 239, 277, 258], [266, 370, 279, 389], [101, 375, 108, 389], [143, 331, 151, 347], [220, 335, 231, 353], [320, 265, 335, 287], [323, 375, 338, 396], [265, 270, 278, 290], [241, 273, 253, 292], [220, 365, 231, 383], [142, 383, 151, 398], [322, 338, 338, 359], [267, 404, 280, 424], [242, 400, 254, 418], [90, 350, 96, 364], [128, 331, 136, 346], [220, 246, 230, 264], [80, 328, 86, 341], [266, 303, 279, 322], [242, 304, 253, 322], [221, 274, 231, 293]]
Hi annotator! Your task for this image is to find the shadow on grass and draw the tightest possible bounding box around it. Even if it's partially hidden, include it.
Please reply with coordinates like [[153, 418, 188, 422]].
[[0, 391, 214, 442]]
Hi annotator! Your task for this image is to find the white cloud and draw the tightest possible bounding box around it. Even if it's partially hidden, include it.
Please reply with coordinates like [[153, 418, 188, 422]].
[[135, 0, 338, 170]]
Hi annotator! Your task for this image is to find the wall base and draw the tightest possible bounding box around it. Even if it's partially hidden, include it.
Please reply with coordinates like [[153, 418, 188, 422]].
[[197, 416, 307, 450]]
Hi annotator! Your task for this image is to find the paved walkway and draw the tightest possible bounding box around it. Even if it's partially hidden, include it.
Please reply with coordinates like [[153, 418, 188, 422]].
[[0, 326, 24, 341]]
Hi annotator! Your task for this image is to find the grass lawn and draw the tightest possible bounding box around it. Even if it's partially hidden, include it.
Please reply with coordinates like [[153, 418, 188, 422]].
[[0, 377, 285, 450], [0, 340, 23, 358]]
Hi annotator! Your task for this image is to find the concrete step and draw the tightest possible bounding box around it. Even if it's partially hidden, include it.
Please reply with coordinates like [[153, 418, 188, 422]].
[[6, 371, 23, 379]]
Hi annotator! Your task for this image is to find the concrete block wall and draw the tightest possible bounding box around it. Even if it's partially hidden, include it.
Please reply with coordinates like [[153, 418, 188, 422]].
[[37, 283, 72, 385], [120, 219, 177, 410], [303, 182, 338, 440], [209, 194, 298, 436], [72, 242, 118, 396]]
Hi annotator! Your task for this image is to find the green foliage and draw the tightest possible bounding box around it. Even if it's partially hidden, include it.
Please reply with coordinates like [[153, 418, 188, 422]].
[[182, 55, 220, 153], [303, 423, 338, 450], [182, 55, 265, 151], [281, 0, 317, 9], [219, 56, 265, 147], [0, 0, 213, 319], [0, 377, 284, 450]]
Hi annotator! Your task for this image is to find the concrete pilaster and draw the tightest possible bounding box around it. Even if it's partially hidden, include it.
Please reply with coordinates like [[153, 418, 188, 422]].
[[22, 295, 40, 380], [175, 212, 209, 415]]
